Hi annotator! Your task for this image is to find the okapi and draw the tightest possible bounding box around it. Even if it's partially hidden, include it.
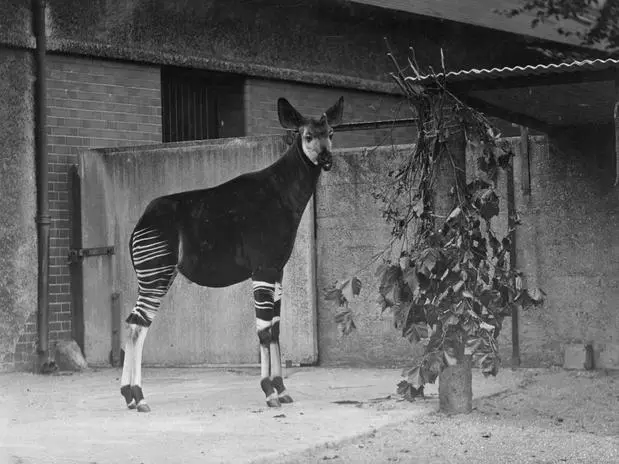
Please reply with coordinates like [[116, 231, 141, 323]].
[[120, 97, 344, 412]]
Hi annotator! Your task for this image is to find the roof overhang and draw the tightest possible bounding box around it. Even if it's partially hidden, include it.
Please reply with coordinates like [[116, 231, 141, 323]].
[[407, 58, 619, 132]]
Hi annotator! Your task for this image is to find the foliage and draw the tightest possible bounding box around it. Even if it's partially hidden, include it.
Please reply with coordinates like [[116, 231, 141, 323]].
[[324, 277, 362, 336], [325, 48, 544, 401], [495, 0, 619, 51]]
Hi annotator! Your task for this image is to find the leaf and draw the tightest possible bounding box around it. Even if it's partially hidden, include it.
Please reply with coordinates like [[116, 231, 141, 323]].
[[402, 267, 419, 293], [417, 248, 443, 278], [396, 380, 424, 401], [422, 351, 444, 383], [378, 264, 402, 294], [403, 322, 428, 344], [444, 314, 460, 326], [375, 262, 389, 278], [465, 337, 483, 355], [527, 287, 546, 304], [324, 286, 345, 306], [473, 188, 500, 220], [406, 366, 424, 388], [394, 301, 413, 329], [334, 308, 357, 336], [446, 206, 462, 224], [412, 198, 425, 218], [340, 277, 362, 303], [444, 349, 458, 366]]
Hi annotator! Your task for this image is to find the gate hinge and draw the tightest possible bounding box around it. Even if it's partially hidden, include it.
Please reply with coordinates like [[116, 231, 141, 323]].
[[68, 246, 115, 263]]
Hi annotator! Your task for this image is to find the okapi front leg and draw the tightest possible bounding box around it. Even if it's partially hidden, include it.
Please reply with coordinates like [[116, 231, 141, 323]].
[[270, 282, 293, 403], [253, 274, 280, 407]]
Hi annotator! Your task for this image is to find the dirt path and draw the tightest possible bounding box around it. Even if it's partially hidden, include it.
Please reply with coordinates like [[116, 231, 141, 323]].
[[282, 369, 619, 463]]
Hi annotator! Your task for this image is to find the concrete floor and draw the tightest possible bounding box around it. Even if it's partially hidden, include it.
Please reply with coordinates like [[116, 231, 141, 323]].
[[0, 367, 523, 464]]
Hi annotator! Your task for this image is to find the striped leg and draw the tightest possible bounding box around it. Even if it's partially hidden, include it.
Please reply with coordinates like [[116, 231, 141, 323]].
[[121, 225, 178, 412], [253, 270, 281, 407], [270, 282, 293, 403]]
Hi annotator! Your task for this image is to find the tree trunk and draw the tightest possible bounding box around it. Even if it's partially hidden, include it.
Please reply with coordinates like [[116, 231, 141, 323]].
[[439, 354, 473, 414], [435, 111, 472, 414]]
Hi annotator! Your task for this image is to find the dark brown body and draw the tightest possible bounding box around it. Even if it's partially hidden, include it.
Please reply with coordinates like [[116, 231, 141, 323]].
[[132, 135, 320, 287]]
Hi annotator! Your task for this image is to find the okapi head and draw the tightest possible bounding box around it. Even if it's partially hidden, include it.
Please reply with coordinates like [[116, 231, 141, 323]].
[[277, 97, 344, 171]]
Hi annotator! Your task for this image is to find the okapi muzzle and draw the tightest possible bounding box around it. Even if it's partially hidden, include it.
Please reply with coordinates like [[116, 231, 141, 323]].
[[317, 148, 333, 171]]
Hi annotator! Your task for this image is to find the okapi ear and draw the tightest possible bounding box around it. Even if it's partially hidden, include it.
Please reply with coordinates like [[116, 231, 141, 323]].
[[325, 96, 344, 127], [278, 98, 305, 130]]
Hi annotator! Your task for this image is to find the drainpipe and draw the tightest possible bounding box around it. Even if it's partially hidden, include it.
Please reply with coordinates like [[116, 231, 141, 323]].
[[33, 0, 52, 372]]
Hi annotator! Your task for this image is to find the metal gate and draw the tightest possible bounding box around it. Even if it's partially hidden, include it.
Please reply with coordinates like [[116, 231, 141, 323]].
[[71, 135, 318, 367]]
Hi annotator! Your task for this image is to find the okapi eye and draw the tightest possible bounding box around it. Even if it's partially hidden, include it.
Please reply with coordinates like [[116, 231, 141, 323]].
[[304, 135, 312, 143]]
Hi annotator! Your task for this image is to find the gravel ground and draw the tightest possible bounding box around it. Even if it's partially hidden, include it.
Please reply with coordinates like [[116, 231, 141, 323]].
[[281, 368, 619, 463]]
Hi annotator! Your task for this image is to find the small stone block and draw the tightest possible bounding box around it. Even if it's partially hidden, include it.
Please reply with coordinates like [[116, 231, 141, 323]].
[[595, 343, 619, 370], [54, 340, 88, 371], [563, 344, 587, 369]]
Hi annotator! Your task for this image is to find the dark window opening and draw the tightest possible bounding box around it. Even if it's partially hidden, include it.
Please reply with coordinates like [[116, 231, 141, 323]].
[[161, 68, 245, 143]]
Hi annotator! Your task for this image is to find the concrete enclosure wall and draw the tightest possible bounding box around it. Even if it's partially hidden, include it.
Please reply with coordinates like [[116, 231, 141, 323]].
[[512, 130, 619, 366], [78, 136, 317, 366], [0, 49, 38, 371], [315, 145, 419, 366], [72, 131, 619, 369]]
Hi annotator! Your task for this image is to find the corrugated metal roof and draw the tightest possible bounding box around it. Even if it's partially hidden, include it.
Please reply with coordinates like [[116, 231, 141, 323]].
[[406, 57, 619, 84]]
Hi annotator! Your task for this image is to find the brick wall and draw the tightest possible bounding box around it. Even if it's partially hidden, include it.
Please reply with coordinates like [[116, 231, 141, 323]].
[[14, 55, 161, 367], [244, 78, 416, 148]]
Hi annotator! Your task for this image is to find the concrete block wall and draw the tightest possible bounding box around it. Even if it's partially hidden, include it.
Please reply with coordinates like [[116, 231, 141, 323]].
[[512, 129, 619, 367], [0, 48, 38, 371], [13, 54, 162, 366], [315, 145, 421, 366], [244, 78, 416, 148]]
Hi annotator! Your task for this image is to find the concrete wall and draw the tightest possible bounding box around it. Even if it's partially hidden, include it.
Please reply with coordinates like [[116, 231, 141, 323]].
[[0, 1, 557, 92], [34, 0, 551, 89], [511, 129, 619, 366], [245, 78, 415, 149], [0, 49, 38, 371], [315, 145, 420, 366], [78, 136, 317, 366]]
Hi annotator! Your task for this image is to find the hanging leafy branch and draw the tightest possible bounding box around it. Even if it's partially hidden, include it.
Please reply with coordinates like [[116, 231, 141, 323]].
[[325, 48, 545, 400], [495, 0, 619, 51]]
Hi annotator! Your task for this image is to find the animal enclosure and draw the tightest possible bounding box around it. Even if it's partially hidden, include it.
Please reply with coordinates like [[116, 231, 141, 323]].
[[74, 134, 553, 368]]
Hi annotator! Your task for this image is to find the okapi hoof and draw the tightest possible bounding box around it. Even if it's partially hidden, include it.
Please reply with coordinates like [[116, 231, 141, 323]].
[[121, 385, 135, 409], [266, 396, 282, 408], [137, 402, 151, 413], [279, 394, 294, 404]]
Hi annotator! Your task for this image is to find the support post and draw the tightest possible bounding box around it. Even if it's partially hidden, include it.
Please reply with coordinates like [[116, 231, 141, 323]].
[[68, 165, 84, 352], [434, 109, 471, 414], [33, 0, 52, 372], [111, 292, 121, 366], [507, 131, 522, 367], [614, 76, 619, 187], [519, 126, 531, 196]]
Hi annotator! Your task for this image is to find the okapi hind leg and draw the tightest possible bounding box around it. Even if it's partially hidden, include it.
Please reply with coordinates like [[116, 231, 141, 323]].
[[270, 281, 293, 404], [120, 319, 154, 412], [121, 223, 178, 412]]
